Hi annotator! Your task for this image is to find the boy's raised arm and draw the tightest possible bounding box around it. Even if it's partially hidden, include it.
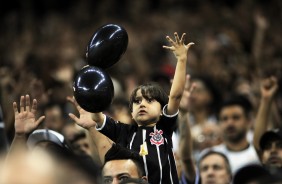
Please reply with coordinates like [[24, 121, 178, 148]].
[[163, 32, 194, 115]]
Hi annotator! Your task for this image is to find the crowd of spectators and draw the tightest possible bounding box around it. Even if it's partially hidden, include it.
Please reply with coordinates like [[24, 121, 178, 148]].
[[0, 0, 281, 183]]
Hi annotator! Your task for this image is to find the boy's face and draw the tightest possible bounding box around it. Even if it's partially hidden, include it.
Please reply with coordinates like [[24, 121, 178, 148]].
[[131, 89, 162, 126]]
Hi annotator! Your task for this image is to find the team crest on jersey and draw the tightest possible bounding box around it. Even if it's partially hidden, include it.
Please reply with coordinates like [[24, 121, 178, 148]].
[[149, 129, 164, 146]]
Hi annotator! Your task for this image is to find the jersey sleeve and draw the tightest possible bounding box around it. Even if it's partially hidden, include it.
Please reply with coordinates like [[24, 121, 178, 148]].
[[96, 115, 130, 143], [158, 104, 179, 136]]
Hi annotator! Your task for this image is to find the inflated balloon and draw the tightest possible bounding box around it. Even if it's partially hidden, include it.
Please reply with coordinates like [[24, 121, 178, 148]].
[[86, 24, 128, 69], [73, 66, 114, 113]]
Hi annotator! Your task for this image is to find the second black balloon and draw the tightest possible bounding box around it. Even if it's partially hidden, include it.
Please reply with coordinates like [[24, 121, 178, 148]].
[[86, 24, 128, 69]]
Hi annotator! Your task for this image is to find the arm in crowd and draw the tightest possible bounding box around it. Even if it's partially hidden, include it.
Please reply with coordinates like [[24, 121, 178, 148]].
[[178, 76, 197, 182], [253, 76, 278, 153], [163, 32, 194, 115], [251, 12, 268, 63], [67, 96, 113, 164], [7, 95, 45, 159]]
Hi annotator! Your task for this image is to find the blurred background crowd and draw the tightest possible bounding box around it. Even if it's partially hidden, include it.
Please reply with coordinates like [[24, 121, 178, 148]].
[[0, 0, 281, 183]]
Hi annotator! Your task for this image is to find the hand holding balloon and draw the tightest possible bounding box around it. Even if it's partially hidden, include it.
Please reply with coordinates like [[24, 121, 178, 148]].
[[67, 96, 98, 129]]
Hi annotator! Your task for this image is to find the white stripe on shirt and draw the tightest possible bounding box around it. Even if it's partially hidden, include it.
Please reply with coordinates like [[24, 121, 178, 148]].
[[154, 126, 163, 184], [129, 132, 136, 149], [142, 129, 148, 178], [168, 155, 174, 184], [166, 137, 174, 184]]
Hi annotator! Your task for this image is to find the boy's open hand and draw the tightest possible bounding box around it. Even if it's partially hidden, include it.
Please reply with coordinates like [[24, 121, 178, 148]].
[[67, 96, 97, 129], [163, 32, 194, 60]]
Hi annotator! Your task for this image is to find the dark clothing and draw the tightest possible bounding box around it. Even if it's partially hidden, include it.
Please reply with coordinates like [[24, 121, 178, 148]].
[[98, 106, 179, 184], [179, 172, 200, 184], [0, 105, 8, 153]]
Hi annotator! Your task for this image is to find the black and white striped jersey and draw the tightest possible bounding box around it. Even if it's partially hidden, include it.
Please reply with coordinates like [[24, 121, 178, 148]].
[[98, 106, 179, 184]]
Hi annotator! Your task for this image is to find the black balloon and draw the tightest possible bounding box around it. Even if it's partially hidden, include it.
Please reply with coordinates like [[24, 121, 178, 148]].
[[73, 66, 114, 113], [86, 24, 128, 69]]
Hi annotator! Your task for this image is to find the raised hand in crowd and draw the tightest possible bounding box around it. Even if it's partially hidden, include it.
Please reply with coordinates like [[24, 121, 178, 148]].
[[178, 75, 197, 182], [13, 95, 45, 138], [260, 76, 278, 100], [163, 33, 194, 115], [6, 95, 45, 159], [180, 75, 196, 114], [253, 76, 278, 152], [163, 33, 194, 61]]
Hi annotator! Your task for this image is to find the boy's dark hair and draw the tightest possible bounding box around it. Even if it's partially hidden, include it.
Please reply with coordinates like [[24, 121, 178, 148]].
[[129, 82, 168, 112], [217, 94, 253, 120], [104, 144, 145, 177]]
